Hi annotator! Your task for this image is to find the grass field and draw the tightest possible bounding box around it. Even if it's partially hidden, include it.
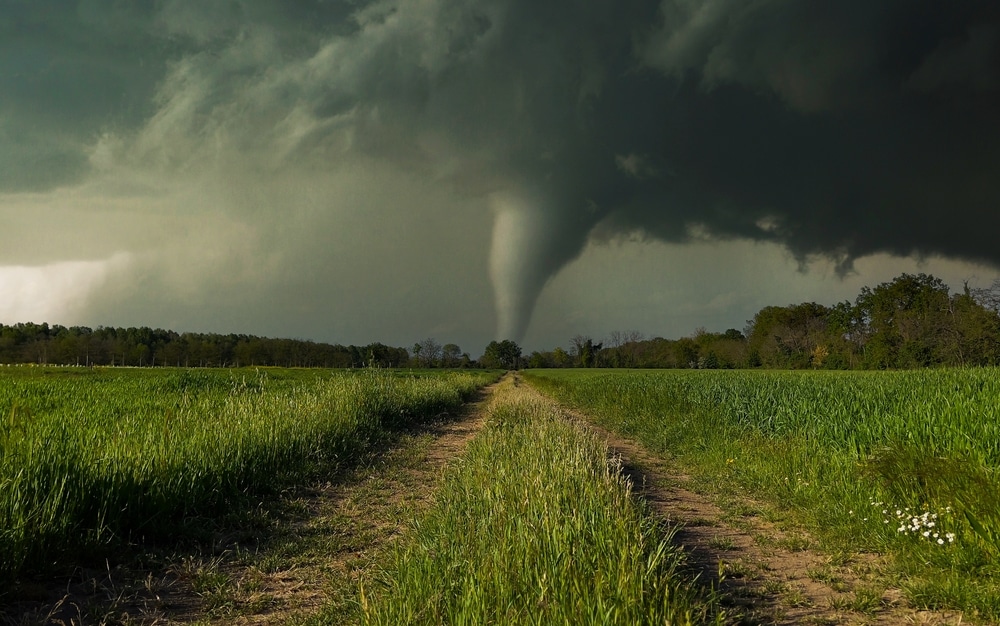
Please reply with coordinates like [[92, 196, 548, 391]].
[[7, 365, 1000, 622], [0, 366, 498, 584], [523, 368, 1000, 619], [357, 376, 720, 625]]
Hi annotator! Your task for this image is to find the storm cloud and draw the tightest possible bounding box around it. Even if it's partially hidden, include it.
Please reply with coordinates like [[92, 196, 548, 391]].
[[2, 0, 998, 346]]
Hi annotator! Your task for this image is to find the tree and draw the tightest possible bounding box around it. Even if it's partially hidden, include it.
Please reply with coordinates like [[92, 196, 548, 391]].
[[855, 273, 952, 368], [415, 338, 443, 367], [0, 323, 407, 368], [366, 342, 408, 367], [811, 344, 830, 369], [746, 303, 832, 368], [480, 341, 501, 369], [699, 351, 720, 369], [482, 339, 522, 369], [940, 287, 1000, 366], [442, 343, 462, 368], [551, 346, 573, 368], [606, 330, 645, 367], [527, 351, 551, 368], [672, 337, 699, 368], [972, 279, 1000, 313], [570, 335, 603, 368]]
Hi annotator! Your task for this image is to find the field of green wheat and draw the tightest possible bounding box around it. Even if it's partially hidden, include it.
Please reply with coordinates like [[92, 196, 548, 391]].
[[524, 368, 1000, 618], [0, 366, 497, 583]]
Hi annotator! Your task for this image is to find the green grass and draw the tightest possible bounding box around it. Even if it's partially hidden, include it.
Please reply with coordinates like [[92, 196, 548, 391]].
[[524, 368, 1000, 620], [0, 367, 498, 584], [358, 379, 722, 625]]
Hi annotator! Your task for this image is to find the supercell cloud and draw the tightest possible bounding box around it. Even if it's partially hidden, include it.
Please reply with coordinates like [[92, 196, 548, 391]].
[[1, 0, 998, 346]]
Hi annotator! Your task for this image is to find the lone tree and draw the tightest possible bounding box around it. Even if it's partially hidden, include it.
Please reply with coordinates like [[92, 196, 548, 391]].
[[414, 337, 443, 367], [482, 339, 522, 369]]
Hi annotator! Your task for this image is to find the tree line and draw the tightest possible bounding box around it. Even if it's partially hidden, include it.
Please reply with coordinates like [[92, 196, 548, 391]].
[[527, 273, 1000, 370], [5, 273, 998, 371], [407, 337, 522, 369], [0, 324, 409, 368]]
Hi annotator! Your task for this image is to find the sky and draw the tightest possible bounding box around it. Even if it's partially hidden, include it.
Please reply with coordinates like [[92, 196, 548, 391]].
[[1, 0, 999, 355]]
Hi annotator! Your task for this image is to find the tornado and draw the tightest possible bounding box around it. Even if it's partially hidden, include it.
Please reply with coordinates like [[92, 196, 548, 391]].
[[488, 190, 587, 342]]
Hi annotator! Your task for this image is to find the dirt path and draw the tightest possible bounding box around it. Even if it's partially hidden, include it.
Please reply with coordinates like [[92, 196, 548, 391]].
[[517, 376, 967, 626], [602, 432, 964, 625], [3, 379, 501, 626]]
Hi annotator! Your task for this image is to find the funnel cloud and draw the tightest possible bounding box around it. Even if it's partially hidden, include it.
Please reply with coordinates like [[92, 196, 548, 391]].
[[1, 1, 999, 347]]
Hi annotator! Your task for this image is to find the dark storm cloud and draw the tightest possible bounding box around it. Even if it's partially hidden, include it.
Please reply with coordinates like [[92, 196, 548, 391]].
[[0, 0, 358, 190], [295, 0, 1000, 337], [4, 0, 999, 341], [0, 2, 166, 190], [623, 0, 1000, 274]]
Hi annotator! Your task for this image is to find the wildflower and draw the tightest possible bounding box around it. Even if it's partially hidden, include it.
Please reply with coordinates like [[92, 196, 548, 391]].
[[879, 501, 956, 546]]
